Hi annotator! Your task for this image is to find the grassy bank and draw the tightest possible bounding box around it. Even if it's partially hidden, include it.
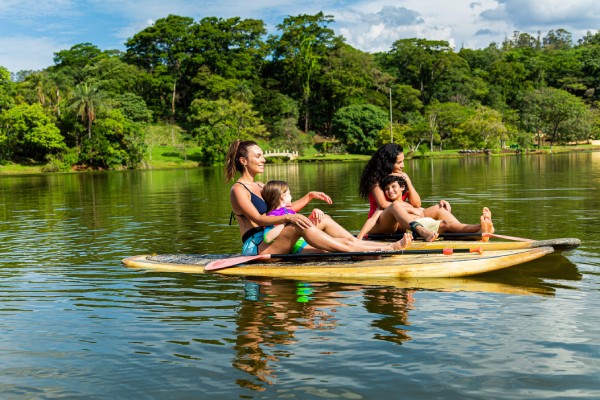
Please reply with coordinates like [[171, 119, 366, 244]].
[[2, 141, 599, 175]]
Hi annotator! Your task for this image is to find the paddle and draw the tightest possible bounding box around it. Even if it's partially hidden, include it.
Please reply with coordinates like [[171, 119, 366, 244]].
[[364, 232, 535, 242], [364, 232, 483, 240], [204, 247, 484, 271], [482, 232, 534, 242]]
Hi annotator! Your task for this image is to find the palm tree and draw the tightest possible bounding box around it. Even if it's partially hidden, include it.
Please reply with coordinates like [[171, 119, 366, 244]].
[[70, 82, 103, 139]]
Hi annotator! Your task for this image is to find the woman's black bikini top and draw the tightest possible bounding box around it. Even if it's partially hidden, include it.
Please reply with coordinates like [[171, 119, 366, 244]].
[[230, 182, 267, 225]]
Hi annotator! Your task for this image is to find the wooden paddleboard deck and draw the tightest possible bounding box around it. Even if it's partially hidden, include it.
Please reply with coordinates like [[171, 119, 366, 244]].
[[123, 246, 554, 279], [376, 237, 580, 252]]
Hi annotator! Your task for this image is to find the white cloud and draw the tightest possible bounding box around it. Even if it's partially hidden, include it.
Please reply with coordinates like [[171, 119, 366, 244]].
[[0, 36, 66, 72], [2, 0, 600, 73], [0, 0, 78, 20], [331, 0, 600, 52], [332, 1, 503, 52], [483, 0, 600, 27]]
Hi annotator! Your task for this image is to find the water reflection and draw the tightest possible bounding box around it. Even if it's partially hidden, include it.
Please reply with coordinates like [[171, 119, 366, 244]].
[[227, 254, 583, 392], [1, 155, 596, 398], [234, 279, 348, 390], [363, 287, 414, 344]]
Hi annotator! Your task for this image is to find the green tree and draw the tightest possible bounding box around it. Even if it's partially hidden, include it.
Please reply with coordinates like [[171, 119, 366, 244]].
[[391, 84, 424, 123], [269, 12, 340, 132], [270, 117, 310, 153], [317, 44, 389, 133], [115, 92, 153, 123], [189, 17, 266, 80], [543, 29, 572, 50], [577, 43, 600, 101], [16, 70, 67, 117], [539, 49, 583, 92], [460, 106, 508, 149], [253, 88, 299, 134], [0, 66, 15, 113], [80, 108, 146, 169], [189, 98, 267, 165], [487, 56, 530, 108], [331, 104, 388, 154], [125, 15, 195, 119], [0, 103, 66, 160], [521, 87, 591, 147], [377, 38, 466, 105], [70, 81, 105, 140], [375, 122, 409, 150], [52, 43, 103, 84], [425, 102, 474, 150], [83, 55, 153, 98], [503, 31, 541, 50]]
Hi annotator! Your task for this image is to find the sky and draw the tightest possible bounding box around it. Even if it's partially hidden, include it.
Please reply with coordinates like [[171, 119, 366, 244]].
[[2, 0, 600, 74]]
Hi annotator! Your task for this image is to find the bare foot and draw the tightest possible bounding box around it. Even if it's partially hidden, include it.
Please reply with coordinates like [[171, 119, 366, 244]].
[[416, 225, 439, 242], [480, 207, 494, 242], [391, 233, 413, 250]]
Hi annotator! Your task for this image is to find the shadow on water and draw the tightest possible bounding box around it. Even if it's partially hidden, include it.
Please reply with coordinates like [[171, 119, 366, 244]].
[[480, 253, 582, 291]]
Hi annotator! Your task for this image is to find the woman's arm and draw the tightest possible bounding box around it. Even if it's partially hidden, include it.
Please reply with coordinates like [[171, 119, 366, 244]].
[[290, 191, 332, 212], [309, 208, 324, 223], [371, 185, 393, 209], [231, 185, 313, 229], [394, 172, 421, 208], [264, 224, 285, 243]]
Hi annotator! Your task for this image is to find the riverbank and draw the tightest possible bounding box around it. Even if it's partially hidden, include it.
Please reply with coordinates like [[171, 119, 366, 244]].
[[1, 143, 599, 175]]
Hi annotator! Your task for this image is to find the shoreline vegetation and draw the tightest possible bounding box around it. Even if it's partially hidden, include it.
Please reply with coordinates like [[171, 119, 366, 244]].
[[3, 15, 600, 175], [2, 140, 599, 175]]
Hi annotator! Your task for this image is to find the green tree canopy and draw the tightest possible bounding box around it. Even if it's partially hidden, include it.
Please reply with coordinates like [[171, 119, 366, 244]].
[[0, 103, 65, 160], [189, 98, 267, 165], [377, 38, 465, 105], [521, 87, 591, 146], [331, 104, 388, 154], [0, 66, 15, 112], [269, 12, 341, 132]]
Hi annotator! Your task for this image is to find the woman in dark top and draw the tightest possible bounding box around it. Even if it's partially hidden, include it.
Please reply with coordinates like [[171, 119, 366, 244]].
[[226, 140, 411, 256]]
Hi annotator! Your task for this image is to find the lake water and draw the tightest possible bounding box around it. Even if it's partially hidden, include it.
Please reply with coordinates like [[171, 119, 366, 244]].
[[1, 153, 599, 399]]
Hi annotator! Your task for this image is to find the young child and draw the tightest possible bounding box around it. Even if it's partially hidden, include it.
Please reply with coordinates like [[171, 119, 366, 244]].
[[357, 174, 441, 240], [261, 180, 324, 253]]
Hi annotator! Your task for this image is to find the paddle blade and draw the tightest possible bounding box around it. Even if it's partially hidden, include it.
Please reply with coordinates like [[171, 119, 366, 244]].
[[482, 233, 534, 242], [205, 254, 271, 271]]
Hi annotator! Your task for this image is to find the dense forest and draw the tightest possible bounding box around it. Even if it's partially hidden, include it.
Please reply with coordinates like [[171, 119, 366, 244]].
[[1, 12, 600, 170]]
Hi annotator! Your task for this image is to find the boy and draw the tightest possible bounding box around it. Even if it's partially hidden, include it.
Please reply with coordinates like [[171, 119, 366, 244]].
[[357, 174, 441, 240]]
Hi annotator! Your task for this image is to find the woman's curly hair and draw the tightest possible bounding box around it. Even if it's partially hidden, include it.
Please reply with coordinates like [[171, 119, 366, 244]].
[[358, 143, 404, 199]]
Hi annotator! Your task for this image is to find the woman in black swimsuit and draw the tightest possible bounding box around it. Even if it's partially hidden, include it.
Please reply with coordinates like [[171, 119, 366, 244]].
[[226, 140, 411, 256]]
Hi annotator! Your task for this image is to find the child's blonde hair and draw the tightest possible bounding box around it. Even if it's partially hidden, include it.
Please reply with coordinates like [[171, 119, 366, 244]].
[[262, 180, 289, 213]]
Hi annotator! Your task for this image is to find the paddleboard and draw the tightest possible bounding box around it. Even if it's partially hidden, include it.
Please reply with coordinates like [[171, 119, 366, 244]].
[[123, 246, 554, 279]]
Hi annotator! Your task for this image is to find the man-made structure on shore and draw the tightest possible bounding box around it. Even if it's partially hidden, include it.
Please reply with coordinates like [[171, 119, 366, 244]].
[[263, 150, 299, 160]]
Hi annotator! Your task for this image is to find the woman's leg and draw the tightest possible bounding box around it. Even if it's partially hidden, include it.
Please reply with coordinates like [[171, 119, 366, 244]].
[[425, 204, 479, 233], [311, 214, 409, 249], [261, 220, 411, 254], [363, 202, 438, 242], [366, 202, 413, 234], [430, 206, 494, 235], [480, 207, 494, 240]]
